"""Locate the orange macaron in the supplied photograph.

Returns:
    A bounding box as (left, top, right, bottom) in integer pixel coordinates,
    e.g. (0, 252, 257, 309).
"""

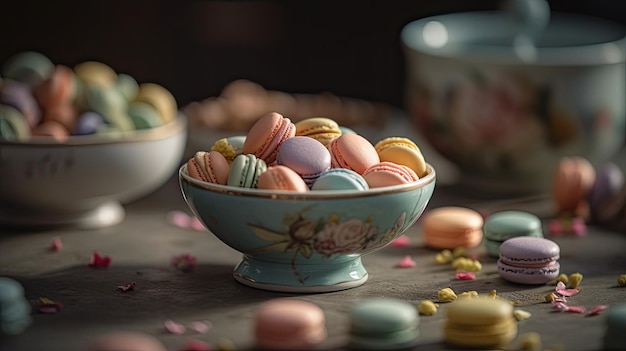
(421, 206, 484, 249)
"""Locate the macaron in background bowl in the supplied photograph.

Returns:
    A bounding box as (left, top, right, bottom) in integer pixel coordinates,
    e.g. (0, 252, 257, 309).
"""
(0, 51, 188, 230)
(179, 160, 436, 293)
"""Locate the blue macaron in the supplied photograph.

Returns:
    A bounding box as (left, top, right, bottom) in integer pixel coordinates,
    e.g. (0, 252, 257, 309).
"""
(311, 168, 369, 191)
(0, 277, 32, 336)
(604, 303, 626, 350)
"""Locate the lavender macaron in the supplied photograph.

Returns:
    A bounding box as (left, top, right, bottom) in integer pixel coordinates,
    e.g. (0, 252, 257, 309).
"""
(277, 136, 331, 188)
(497, 236, 560, 285)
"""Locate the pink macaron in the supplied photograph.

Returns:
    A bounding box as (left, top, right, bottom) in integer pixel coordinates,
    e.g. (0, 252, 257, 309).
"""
(86, 331, 167, 351)
(327, 133, 380, 175)
(186, 150, 231, 185)
(243, 112, 296, 165)
(362, 162, 419, 188)
(277, 136, 331, 188)
(497, 236, 560, 285)
(257, 165, 310, 192)
(254, 298, 327, 350)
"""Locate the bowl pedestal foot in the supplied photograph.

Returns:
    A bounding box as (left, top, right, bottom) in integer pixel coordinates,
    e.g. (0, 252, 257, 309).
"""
(233, 255, 369, 293)
(0, 201, 125, 230)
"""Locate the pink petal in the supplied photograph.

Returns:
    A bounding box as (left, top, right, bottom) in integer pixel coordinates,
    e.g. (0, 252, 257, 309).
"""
(50, 237, 63, 251)
(116, 281, 136, 292)
(455, 271, 476, 280)
(552, 302, 570, 312)
(389, 235, 410, 247)
(88, 251, 111, 268)
(395, 255, 416, 268)
(167, 210, 191, 229)
(556, 281, 580, 297)
(189, 320, 212, 334)
(37, 298, 63, 314)
(587, 305, 609, 316)
(181, 339, 212, 351)
(171, 254, 197, 272)
(164, 319, 186, 334)
(565, 305, 586, 313)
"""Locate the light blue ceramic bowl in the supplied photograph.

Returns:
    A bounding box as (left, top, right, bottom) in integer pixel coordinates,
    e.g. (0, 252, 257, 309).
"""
(179, 163, 436, 293)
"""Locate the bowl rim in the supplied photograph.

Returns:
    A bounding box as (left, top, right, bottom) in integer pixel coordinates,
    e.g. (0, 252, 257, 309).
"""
(0, 113, 187, 147)
(179, 163, 436, 200)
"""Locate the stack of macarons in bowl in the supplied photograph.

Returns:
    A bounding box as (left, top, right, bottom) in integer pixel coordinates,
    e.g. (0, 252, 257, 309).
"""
(0, 51, 187, 230)
(180, 112, 436, 293)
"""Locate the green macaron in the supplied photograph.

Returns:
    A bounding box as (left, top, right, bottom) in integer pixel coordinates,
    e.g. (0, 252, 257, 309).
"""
(604, 303, 626, 350)
(483, 210, 544, 257)
(348, 298, 420, 350)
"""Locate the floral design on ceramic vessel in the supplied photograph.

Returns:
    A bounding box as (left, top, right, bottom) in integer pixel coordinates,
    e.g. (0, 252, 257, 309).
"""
(249, 209, 407, 284)
(409, 70, 613, 174)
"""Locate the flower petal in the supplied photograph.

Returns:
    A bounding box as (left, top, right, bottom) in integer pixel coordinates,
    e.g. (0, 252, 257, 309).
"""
(396, 255, 416, 268)
(389, 235, 410, 247)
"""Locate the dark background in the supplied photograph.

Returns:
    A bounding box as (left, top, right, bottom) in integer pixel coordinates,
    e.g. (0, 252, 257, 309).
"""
(2, 0, 625, 110)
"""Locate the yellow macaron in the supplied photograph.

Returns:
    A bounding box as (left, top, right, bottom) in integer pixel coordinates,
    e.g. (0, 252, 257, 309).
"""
(294, 116, 342, 146)
(133, 83, 178, 124)
(444, 296, 517, 349)
(374, 137, 427, 178)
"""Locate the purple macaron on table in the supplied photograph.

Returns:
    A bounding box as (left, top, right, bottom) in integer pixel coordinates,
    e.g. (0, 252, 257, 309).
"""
(1, 116, 625, 351)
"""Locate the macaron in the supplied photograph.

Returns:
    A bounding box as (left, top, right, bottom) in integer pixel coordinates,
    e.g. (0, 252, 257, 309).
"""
(348, 298, 420, 350)
(277, 136, 331, 188)
(133, 83, 178, 124)
(211, 135, 247, 164)
(0, 277, 32, 336)
(374, 137, 427, 178)
(362, 161, 419, 188)
(294, 116, 342, 146)
(243, 111, 296, 165)
(128, 101, 163, 130)
(444, 296, 517, 349)
(86, 331, 167, 351)
(74, 61, 118, 88)
(186, 150, 231, 185)
(1, 51, 54, 86)
(32, 119, 70, 142)
(0, 104, 31, 141)
(74, 111, 106, 135)
(552, 156, 596, 218)
(0, 80, 42, 128)
(311, 168, 369, 191)
(227, 153, 267, 188)
(257, 165, 310, 192)
(603, 303, 626, 350)
(589, 163, 626, 223)
(421, 206, 484, 249)
(327, 133, 380, 175)
(483, 210, 543, 257)
(253, 298, 327, 351)
(497, 236, 560, 285)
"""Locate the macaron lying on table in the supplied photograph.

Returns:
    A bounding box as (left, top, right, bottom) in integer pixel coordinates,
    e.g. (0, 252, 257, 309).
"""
(497, 236, 561, 285)
(483, 210, 544, 257)
(421, 206, 484, 249)
(444, 296, 517, 349)
(253, 298, 327, 350)
(348, 298, 420, 350)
